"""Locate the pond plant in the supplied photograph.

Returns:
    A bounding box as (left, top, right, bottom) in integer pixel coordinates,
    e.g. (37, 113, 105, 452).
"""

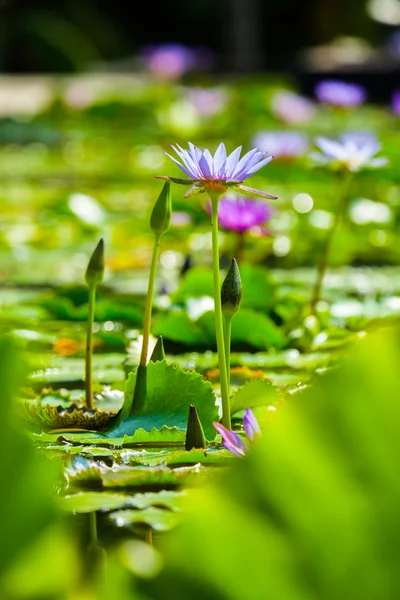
(157, 142, 277, 428)
(309, 133, 387, 313)
(3, 72, 400, 598)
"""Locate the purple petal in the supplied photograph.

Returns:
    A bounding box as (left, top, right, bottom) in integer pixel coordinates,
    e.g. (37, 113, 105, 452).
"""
(315, 137, 344, 159)
(243, 408, 261, 441)
(165, 152, 195, 178)
(213, 422, 247, 452)
(213, 142, 227, 175)
(231, 148, 259, 179)
(198, 152, 213, 178)
(244, 155, 274, 176)
(224, 146, 242, 178)
(223, 440, 247, 457)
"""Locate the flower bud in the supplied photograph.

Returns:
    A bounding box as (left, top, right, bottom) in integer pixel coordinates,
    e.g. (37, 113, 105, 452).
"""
(85, 238, 104, 287)
(185, 404, 206, 451)
(221, 258, 242, 318)
(150, 336, 166, 362)
(150, 182, 172, 238)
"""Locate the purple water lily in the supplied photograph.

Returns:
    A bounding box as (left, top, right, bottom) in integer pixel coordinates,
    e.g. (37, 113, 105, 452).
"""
(213, 408, 261, 457)
(156, 142, 277, 199)
(186, 87, 228, 117)
(140, 43, 196, 81)
(312, 132, 387, 172)
(315, 80, 366, 107)
(206, 196, 273, 233)
(270, 91, 315, 124)
(392, 90, 400, 116)
(252, 131, 309, 160)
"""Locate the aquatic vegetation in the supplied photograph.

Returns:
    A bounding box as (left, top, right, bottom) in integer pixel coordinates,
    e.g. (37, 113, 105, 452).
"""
(252, 131, 309, 160)
(2, 71, 400, 598)
(213, 407, 261, 456)
(160, 141, 277, 429)
(313, 133, 388, 172)
(207, 195, 273, 233)
(314, 79, 367, 107)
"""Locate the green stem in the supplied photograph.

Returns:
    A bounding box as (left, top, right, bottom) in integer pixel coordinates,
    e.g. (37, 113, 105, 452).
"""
(224, 315, 233, 397)
(140, 235, 161, 366)
(310, 171, 353, 314)
(89, 512, 98, 544)
(85, 285, 96, 410)
(210, 194, 231, 430)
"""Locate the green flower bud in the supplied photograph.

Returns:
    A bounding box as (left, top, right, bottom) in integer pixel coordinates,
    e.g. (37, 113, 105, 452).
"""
(221, 258, 242, 318)
(185, 404, 206, 451)
(150, 182, 172, 238)
(150, 336, 166, 362)
(85, 238, 104, 288)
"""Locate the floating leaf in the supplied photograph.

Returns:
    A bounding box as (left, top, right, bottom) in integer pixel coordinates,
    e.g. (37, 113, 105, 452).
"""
(57, 492, 131, 513)
(109, 507, 180, 532)
(109, 360, 218, 440)
(230, 380, 281, 415)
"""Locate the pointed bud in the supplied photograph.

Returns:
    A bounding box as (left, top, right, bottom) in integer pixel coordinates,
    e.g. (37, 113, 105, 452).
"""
(185, 404, 206, 451)
(221, 258, 242, 318)
(150, 336, 166, 362)
(85, 239, 104, 288)
(150, 182, 172, 238)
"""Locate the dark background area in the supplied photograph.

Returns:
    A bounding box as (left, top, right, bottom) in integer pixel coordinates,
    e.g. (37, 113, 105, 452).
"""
(0, 0, 398, 100)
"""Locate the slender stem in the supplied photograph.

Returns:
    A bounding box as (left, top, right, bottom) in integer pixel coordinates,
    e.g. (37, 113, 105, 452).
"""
(85, 285, 96, 410)
(210, 195, 231, 429)
(140, 235, 161, 366)
(310, 171, 353, 314)
(89, 512, 98, 544)
(224, 315, 233, 396)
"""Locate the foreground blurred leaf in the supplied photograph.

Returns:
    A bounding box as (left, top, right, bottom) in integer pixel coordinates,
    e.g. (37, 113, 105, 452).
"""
(144, 326, 400, 600)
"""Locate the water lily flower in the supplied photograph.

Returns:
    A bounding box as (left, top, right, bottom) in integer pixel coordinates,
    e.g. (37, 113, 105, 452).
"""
(315, 80, 366, 107)
(186, 87, 228, 117)
(312, 133, 387, 172)
(252, 131, 309, 160)
(270, 91, 315, 124)
(213, 408, 261, 457)
(391, 90, 400, 116)
(156, 142, 277, 199)
(140, 43, 196, 81)
(206, 195, 273, 233)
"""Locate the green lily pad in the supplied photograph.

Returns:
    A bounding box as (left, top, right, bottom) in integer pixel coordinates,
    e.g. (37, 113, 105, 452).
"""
(231, 380, 281, 415)
(109, 360, 218, 439)
(109, 506, 181, 532)
(24, 402, 114, 430)
(57, 492, 131, 513)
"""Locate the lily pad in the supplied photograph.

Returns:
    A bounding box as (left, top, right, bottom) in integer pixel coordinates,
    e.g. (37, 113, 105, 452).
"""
(231, 380, 282, 415)
(109, 360, 218, 439)
(109, 506, 181, 532)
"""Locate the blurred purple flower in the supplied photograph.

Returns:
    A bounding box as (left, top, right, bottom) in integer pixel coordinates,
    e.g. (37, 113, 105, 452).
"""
(206, 196, 273, 233)
(392, 90, 400, 116)
(252, 131, 309, 160)
(315, 80, 366, 107)
(140, 43, 197, 80)
(157, 142, 277, 200)
(186, 87, 228, 117)
(243, 408, 261, 440)
(213, 408, 261, 457)
(271, 91, 315, 124)
(312, 132, 387, 171)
